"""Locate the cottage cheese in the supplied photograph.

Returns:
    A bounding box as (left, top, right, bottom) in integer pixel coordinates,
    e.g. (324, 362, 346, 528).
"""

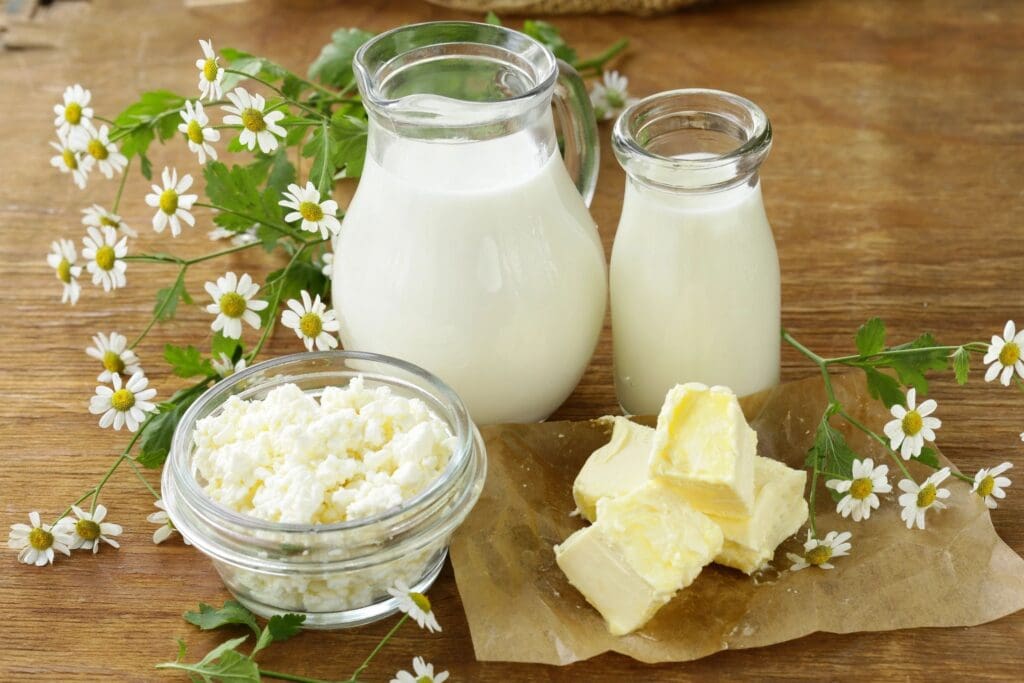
(192, 377, 456, 524)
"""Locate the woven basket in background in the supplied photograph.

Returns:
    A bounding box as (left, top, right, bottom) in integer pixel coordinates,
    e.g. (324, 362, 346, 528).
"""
(424, 0, 703, 16)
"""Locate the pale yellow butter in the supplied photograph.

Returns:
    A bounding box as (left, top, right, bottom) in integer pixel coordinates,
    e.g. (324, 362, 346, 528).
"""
(649, 383, 756, 519)
(710, 457, 808, 574)
(555, 480, 723, 635)
(573, 416, 652, 521)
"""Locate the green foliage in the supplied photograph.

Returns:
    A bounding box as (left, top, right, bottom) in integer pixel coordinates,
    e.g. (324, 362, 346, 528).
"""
(808, 415, 858, 502)
(260, 259, 330, 327)
(302, 113, 368, 186)
(308, 28, 374, 89)
(158, 636, 259, 683)
(185, 601, 261, 637)
(951, 346, 971, 385)
(855, 317, 886, 356)
(113, 90, 186, 179)
(153, 272, 190, 322)
(220, 48, 289, 91)
(523, 20, 577, 63)
(165, 344, 213, 379)
(484, 11, 502, 25)
(915, 446, 941, 468)
(204, 159, 295, 250)
(137, 381, 209, 469)
(211, 332, 243, 363)
(863, 367, 904, 408)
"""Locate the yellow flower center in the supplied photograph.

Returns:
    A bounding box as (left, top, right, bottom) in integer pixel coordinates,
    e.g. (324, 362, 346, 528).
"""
(110, 388, 135, 412)
(806, 545, 832, 566)
(917, 483, 937, 508)
(186, 119, 205, 144)
(999, 342, 1021, 367)
(299, 312, 323, 338)
(62, 148, 78, 169)
(902, 410, 923, 437)
(102, 350, 125, 374)
(202, 57, 219, 82)
(95, 245, 116, 271)
(606, 90, 625, 108)
(99, 215, 120, 228)
(219, 292, 247, 318)
(977, 475, 995, 498)
(299, 201, 324, 222)
(241, 108, 266, 132)
(87, 138, 108, 160)
(409, 591, 432, 614)
(159, 189, 179, 215)
(57, 258, 72, 283)
(28, 527, 53, 551)
(415, 677, 432, 683)
(849, 477, 874, 500)
(64, 102, 82, 125)
(76, 519, 101, 542)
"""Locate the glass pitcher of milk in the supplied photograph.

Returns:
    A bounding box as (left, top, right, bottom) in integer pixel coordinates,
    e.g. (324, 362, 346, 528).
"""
(333, 22, 607, 425)
(610, 89, 780, 415)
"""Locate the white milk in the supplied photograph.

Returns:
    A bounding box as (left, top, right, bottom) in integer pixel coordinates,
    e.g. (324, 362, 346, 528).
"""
(333, 130, 607, 424)
(610, 177, 780, 415)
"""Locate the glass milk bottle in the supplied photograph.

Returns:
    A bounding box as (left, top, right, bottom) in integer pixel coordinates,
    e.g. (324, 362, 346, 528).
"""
(610, 89, 780, 415)
(333, 22, 607, 425)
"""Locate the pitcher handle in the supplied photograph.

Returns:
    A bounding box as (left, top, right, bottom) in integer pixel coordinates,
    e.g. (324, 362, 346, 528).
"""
(552, 60, 600, 207)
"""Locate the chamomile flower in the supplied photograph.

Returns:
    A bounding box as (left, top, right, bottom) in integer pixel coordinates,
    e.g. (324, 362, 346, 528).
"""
(589, 70, 637, 121)
(222, 87, 286, 154)
(195, 39, 225, 101)
(88, 371, 157, 432)
(53, 84, 93, 144)
(390, 657, 449, 683)
(8, 512, 73, 567)
(85, 332, 142, 383)
(204, 272, 268, 339)
(145, 167, 198, 237)
(388, 580, 442, 632)
(786, 529, 852, 571)
(897, 467, 952, 530)
(148, 499, 189, 545)
(47, 238, 82, 305)
(208, 226, 259, 246)
(983, 320, 1024, 386)
(178, 100, 220, 164)
(883, 388, 941, 459)
(826, 458, 892, 522)
(211, 352, 247, 379)
(320, 251, 333, 278)
(68, 505, 122, 554)
(972, 462, 1013, 509)
(81, 225, 128, 292)
(281, 290, 340, 351)
(279, 182, 341, 239)
(82, 204, 136, 238)
(79, 124, 127, 178)
(49, 131, 89, 189)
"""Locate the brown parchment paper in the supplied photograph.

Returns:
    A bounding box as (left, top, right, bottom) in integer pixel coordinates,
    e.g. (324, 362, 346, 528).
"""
(449, 373, 1024, 664)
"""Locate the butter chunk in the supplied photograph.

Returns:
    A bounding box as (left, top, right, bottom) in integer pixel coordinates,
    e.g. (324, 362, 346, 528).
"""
(711, 457, 808, 574)
(573, 417, 653, 522)
(650, 383, 756, 519)
(555, 480, 723, 635)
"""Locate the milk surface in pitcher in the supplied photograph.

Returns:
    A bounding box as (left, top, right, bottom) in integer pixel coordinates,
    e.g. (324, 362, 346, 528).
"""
(334, 127, 607, 425)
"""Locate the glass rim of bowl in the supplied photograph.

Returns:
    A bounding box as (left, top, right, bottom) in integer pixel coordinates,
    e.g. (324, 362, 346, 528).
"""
(165, 350, 479, 537)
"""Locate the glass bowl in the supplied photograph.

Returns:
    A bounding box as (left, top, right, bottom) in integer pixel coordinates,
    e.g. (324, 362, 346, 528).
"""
(161, 350, 487, 629)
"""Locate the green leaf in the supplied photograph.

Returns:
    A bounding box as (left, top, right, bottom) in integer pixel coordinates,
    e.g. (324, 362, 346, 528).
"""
(165, 344, 213, 379)
(308, 120, 333, 197)
(863, 367, 904, 408)
(204, 160, 285, 238)
(211, 332, 243, 363)
(523, 20, 577, 63)
(885, 332, 948, 394)
(184, 601, 260, 637)
(915, 446, 941, 468)
(951, 346, 970, 385)
(154, 273, 188, 322)
(139, 152, 153, 180)
(855, 317, 886, 356)
(137, 382, 208, 469)
(267, 613, 305, 643)
(261, 260, 329, 327)
(329, 113, 368, 178)
(812, 416, 859, 501)
(113, 90, 186, 158)
(484, 11, 502, 25)
(308, 28, 375, 88)
(220, 48, 289, 91)
(157, 636, 259, 683)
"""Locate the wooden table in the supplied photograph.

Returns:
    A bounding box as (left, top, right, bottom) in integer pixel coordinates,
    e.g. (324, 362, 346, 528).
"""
(2, 0, 1022, 679)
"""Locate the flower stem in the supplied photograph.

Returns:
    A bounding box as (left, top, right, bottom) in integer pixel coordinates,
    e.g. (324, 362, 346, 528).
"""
(259, 671, 337, 683)
(51, 488, 99, 527)
(247, 240, 322, 360)
(112, 157, 132, 213)
(838, 408, 915, 481)
(345, 614, 408, 683)
(825, 342, 988, 366)
(87, 421, 149, 515)
(574, 38, 630, 73)
(193, 202, 306, 243)
(130, 265, 187, 349)
(127, 459, 160, 499)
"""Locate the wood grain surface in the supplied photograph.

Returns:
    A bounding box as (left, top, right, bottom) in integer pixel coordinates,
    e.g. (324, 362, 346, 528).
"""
(1, 0, 1022, 680)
